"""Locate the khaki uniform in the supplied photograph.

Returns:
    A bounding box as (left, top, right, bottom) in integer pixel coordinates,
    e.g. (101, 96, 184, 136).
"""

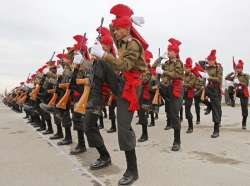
(103, 34, 147, 151)
(236, 72, 249, 127)
(183, 71, 196, 128)
(205, 64, 223, 131)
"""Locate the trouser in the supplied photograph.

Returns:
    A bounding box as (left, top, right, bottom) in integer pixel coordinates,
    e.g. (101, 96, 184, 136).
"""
(240, 95, 249, 126)
(84, 111, 105, 148)
(194, 93, 201, 121)
(138, 107, 148, 137)
(109, 101, 117, 129)
(72, 112, 85, 131)
(56, 109, 72, 128)
(117, 96, 136, 151)
(161, 84, 183, 130)
(184, 97, 193, 121)
(206, 87, 222, 124)
(228, 86, 235, 106)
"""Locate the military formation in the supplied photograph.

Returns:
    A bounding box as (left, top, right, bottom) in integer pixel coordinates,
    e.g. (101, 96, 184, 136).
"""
(2, 3, 250, 186)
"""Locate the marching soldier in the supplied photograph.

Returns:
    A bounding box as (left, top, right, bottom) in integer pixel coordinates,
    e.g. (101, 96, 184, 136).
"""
(54, 52, 73, 145)
(69, 35, 90, 154)
(202, 49, 223, 138)
(38, 62, 57, 135)
(154, 38, 184, 151)
(225, 60, 249, 129)
(137, 50, 152, 142)
(183, 57, 196, 133)
(83, 28, 117, 171)
(91, 3, 150, 183)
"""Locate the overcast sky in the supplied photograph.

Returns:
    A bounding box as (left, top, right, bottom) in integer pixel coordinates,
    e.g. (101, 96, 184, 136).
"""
(1, 0, 250, 92)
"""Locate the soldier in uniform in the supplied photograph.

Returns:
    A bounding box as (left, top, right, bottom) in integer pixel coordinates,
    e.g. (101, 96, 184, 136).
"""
(192, 64, 206, 125)
(154, 38, 184, 151)
(225, 60, 249, 129)
(91, 5, 149, 183)
(225, 72, 236, 107)
(183, 58, 196, 133)
(137, 50, 152, 142)
(83, 28, 118, 171)
(38, 62, 58, 135)
(202, 49, 223, 138)
(69, 35, 90, 154)
(54, 53, 73, 145)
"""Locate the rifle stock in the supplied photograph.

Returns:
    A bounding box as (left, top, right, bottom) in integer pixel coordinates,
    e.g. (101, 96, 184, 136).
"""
(152, 87, 162, 105)
(74, 78, 90, 115)
(48, 93, 58, 107)
(56, 88, 70, 110)
(200, 87, 206, 101)
(30, 84, 41, 101)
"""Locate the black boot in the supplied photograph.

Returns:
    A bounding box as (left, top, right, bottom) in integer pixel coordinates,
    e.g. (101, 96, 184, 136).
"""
(50, 124, 63, 140)
(172, 129, 181, 151)
(90, 145, 111, 170)
(98, 116, 104, 129)
(196, 114, 200, 125)
(164, 119, 172, 130)
(70, 130, 86, 155)
(148, 113, 155, 127)
(186, 119, 193, 134)
(103, 108, 108, 119)
(43, 120, 53, 135)
(107, 119, 116, 133)
(37, 118, 46, 131)
(138, 124, 148, 142)
(119, 149, 138, 185)
(211, 123, 220, 138)
(155, 113, 159, 120)
(57, 127, 72, 145)
(242, 116, 247, 130)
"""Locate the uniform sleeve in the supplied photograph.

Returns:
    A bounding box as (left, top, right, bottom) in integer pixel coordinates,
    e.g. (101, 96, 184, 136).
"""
(103, 40, 140, 72)
(225, 72, 234, 81)
(239, 74, 250, 86)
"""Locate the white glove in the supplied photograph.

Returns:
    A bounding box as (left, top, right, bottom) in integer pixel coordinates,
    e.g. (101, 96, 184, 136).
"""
(73, 52, 83, 64)
(156, 66, 164, 75)
(234, 78, 240, 84)
(131, 16, 145, 27)
(160, 52, 168, 59)
(57, 65, 64, 75)
(200, 72, 209, 79)
(90, 41, 105, 59)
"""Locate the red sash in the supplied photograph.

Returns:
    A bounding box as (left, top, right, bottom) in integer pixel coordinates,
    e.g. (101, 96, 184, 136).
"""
(172, 79, 183, 98)
(187, 89, 194, 99)
(122, 71, 142, 112)
(143, 83, 151, 100)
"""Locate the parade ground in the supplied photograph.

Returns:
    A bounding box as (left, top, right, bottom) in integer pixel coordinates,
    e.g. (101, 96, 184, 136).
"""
(1, 103, 250, 186)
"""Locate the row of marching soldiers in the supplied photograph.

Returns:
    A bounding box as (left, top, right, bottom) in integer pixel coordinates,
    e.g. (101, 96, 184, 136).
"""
(2, 3, 250, 186)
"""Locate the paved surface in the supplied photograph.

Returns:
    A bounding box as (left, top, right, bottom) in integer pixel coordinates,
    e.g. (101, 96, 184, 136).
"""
(1, 102, 250, 186)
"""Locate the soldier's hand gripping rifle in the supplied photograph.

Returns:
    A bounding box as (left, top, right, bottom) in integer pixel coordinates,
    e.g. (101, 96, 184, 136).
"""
(152, 48, 163, 105)
(30, 52, 55, 101)
(74, 18, 104, 115)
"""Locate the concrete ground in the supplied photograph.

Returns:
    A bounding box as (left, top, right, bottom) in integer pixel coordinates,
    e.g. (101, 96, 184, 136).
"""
(1, 102, 250, 186)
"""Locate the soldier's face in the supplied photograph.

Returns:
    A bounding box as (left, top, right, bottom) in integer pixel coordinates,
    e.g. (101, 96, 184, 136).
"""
(101, 44, 111, 53)
(167, 50, 177, 59)
(113, 27, 129, 40)
(50, 67, 57, 74)
(208, 60, 215, 66)
(236, 68, 243, 73)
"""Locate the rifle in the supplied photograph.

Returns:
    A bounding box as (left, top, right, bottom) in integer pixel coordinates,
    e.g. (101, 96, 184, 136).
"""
(47, 76, 62, 108)
(152, 48, 162, 105)
(232, 56, 238, 98)
(74, 17, 104, 114)
(199, 60, 208, 101)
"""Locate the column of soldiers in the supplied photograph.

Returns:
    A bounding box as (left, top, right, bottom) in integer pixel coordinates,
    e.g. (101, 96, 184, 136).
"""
(2, 3, 250, 186)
